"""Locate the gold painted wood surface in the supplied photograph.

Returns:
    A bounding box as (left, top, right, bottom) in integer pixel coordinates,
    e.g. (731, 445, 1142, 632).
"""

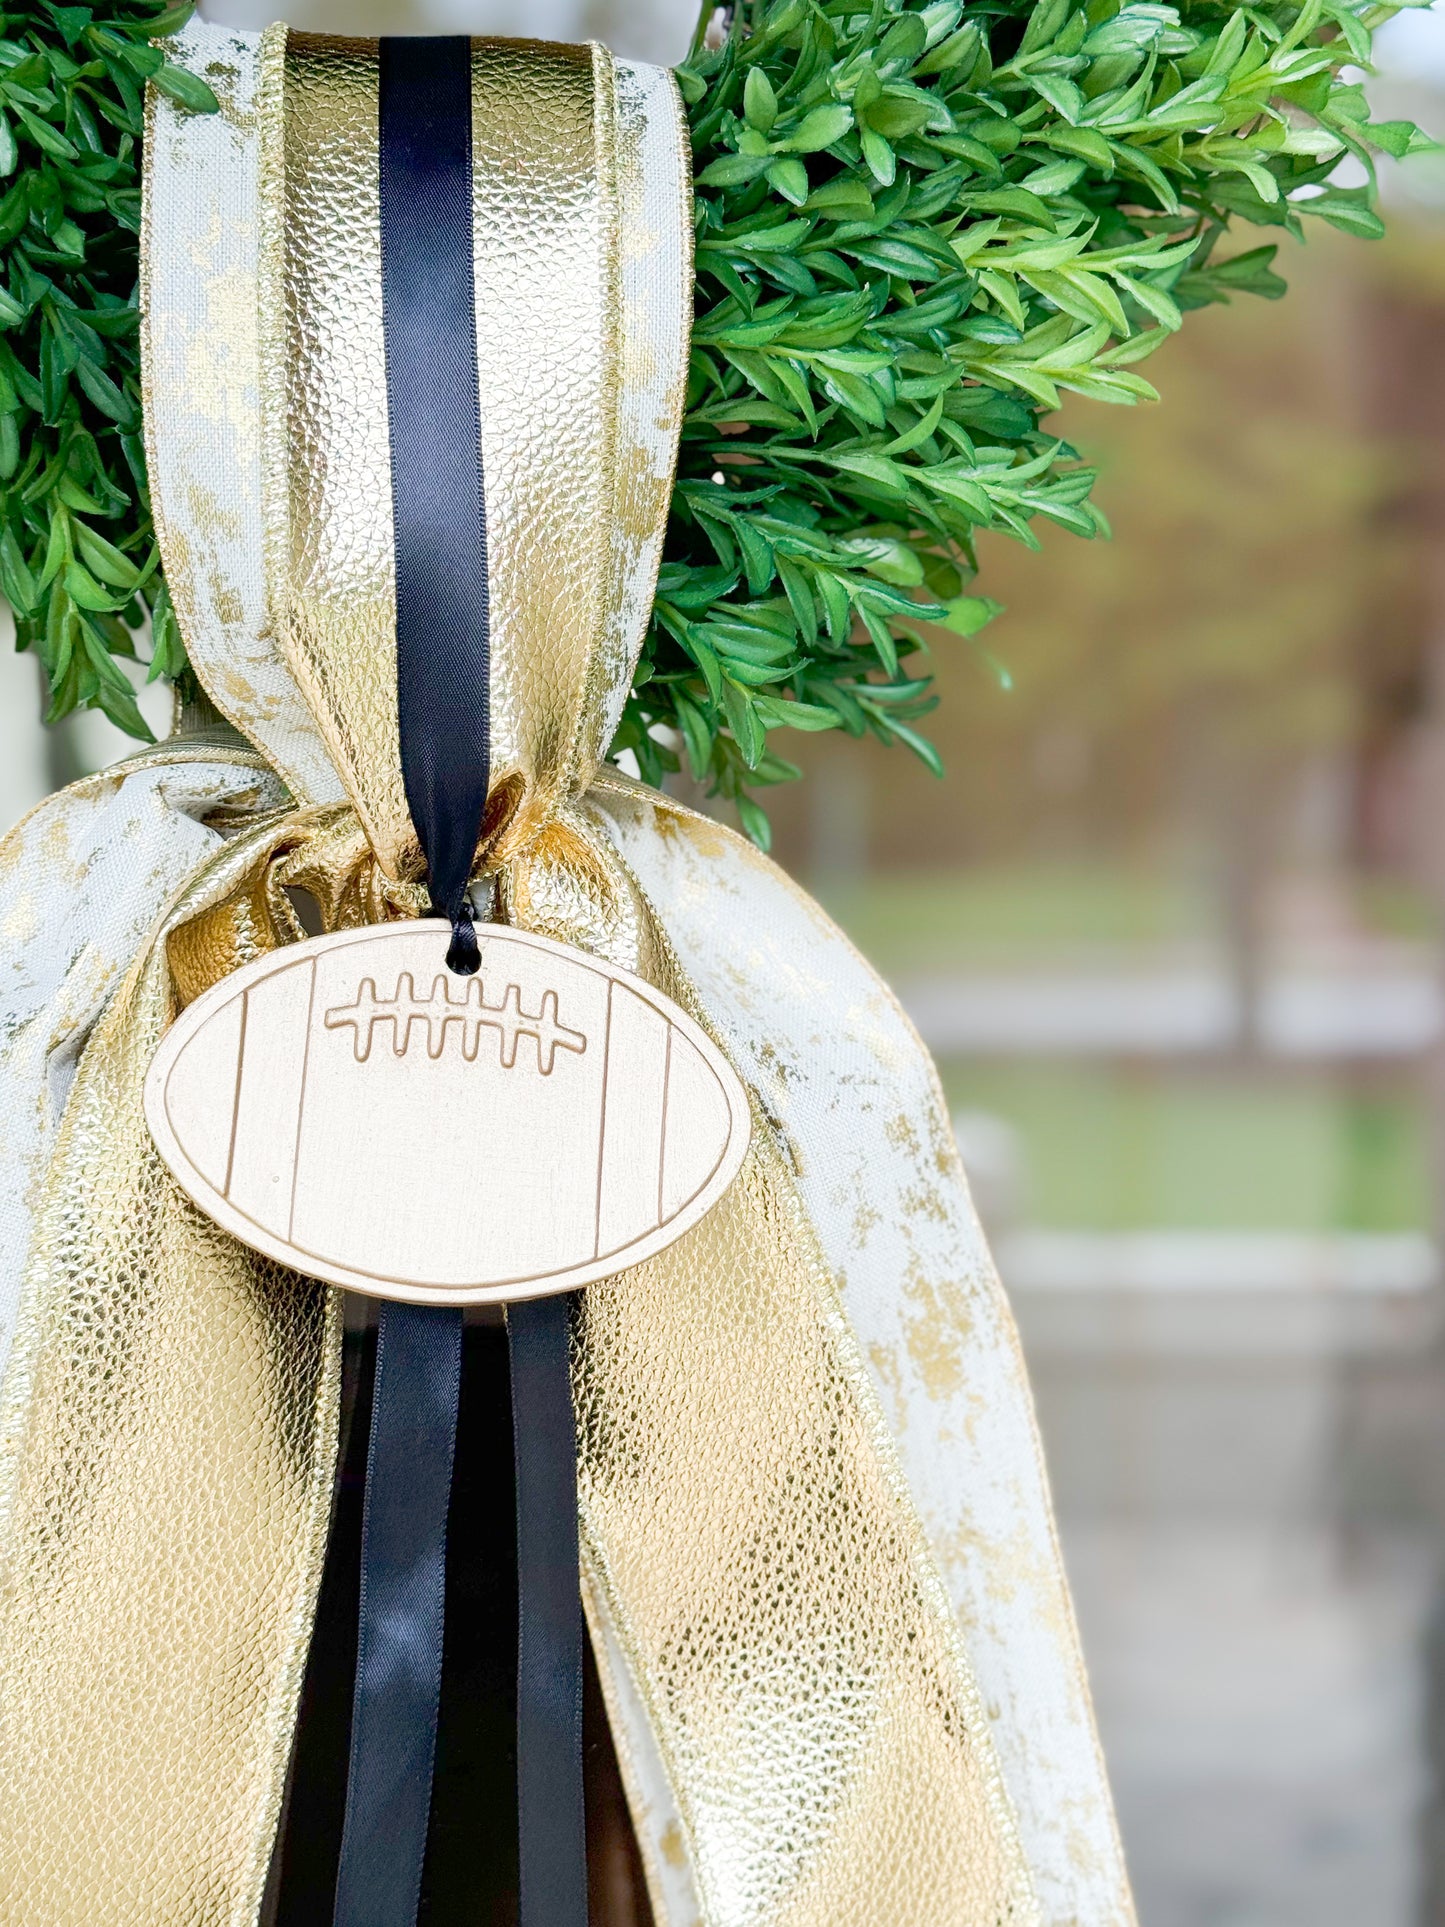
(145, 921, 749, 1305)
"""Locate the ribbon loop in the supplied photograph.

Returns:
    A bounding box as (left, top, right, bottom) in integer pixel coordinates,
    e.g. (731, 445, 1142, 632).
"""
(379, 33, 490, 965)
(249, 30, 686, 885)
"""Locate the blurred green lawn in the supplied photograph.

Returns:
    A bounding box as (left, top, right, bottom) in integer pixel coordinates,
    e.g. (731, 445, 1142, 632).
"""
(816, 862, 1437, 971)
(815, 864, 1433, 1234)
(817, 863, 1211, 966)
(937, 1062, 1428, 1233)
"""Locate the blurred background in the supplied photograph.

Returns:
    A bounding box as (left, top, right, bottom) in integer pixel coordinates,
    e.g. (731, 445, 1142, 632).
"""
(3, 0, 1444, 1919)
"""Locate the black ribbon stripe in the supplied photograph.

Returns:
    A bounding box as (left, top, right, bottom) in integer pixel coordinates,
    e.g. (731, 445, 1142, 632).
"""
(509, 1294, 588, 1926)
(332, 36, 588, 1927)
(380, 32, 489, 977)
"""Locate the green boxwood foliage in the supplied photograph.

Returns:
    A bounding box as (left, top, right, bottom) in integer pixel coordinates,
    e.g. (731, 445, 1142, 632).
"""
(0, 0, 1426, 835)
(0, 2, 212, 738)
(616, 0, 1429, 841)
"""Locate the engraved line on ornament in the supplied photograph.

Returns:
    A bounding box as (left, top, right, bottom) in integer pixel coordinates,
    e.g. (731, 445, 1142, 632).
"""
(591, 1099, 732, 1263)
(288, 953, 318, 1244)
(655, 1058, 731, 1232)
(656, 1021, 671, 1231)
(223, 987, 247, 1199)
(592, 975, 614, 1262)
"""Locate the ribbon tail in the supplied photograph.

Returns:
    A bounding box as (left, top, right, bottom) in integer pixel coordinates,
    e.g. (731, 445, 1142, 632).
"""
(334, 1302, 464, 1927)
(510, 1293, 589, 1927)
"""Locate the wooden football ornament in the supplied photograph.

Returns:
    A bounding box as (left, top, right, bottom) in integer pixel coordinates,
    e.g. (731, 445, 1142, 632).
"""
(144, 921, 751, 1304)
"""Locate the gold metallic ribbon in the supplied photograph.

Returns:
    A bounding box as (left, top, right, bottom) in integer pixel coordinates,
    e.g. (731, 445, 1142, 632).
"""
(0, 27, 1082, 1924)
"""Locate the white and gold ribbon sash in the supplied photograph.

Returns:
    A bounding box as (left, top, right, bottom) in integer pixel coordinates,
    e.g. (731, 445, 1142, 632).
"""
(0, 21, 1133, 1926)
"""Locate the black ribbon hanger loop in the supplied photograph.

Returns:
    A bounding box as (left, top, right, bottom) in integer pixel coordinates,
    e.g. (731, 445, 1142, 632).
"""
(331, 36, 588, 1927)
(379, 35, 490, 977)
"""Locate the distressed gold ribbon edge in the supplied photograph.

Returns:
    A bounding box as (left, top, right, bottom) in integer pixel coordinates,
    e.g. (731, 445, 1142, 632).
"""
(564, 813, 1040, 1924)
(586, 767, 1137, 1925)
(0, 804, 347, 1927)
(140, 37, 334, 816)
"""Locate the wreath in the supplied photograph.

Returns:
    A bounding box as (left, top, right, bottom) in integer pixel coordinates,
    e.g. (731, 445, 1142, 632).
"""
(0, 0, 1426, 843)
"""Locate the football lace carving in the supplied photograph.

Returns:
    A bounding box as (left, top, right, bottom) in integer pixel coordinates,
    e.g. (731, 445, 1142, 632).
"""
(324, 973, 588, 1072)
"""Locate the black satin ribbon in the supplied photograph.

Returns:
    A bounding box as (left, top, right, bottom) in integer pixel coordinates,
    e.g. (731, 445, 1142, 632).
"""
(332, 35, 587, 1927)
(332, 1303, 464, 1927)
(380, 32, 489, 978)
(509, 1295, 588, 1925)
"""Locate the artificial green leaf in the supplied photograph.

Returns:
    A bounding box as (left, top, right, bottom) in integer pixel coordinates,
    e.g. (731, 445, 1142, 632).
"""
(73, 355, 134, 423)
(149, 60, 219, 115)
(766, 156, 809, 205)
(776, 103, 853, 153)
(63, 558, 122, 610)
(13, 107, 77, 160)
(696, 150, 771, 187)
(0, 523, 36, 612)
(937, 594, 1003, 636)
(146, 5, 201, 36)
(72, 519, 139, 588)
(743, 66, 777, 134)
